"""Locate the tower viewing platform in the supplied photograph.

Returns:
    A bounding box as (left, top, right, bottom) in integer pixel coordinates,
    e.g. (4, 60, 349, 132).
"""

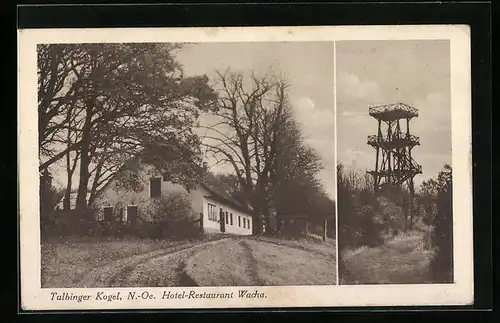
(367, 133, 420, 149)
(367, 102, 422, 192)
(368, 103, 418, 121)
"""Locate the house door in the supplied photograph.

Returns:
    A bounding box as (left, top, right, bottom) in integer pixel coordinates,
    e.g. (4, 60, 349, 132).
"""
(219, 208, 226, 233)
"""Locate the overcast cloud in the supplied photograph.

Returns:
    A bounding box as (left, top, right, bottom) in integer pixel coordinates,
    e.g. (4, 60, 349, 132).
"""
(336, 40, 451, 187)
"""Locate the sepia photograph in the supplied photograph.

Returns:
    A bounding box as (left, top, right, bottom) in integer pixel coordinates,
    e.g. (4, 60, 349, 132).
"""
(336, 40, 454, 285)
(18, 26, 473, 310)
(37, 41, 337, 289)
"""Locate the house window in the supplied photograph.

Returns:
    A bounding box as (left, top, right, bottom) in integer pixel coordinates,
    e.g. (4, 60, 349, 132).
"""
(247, 218, 251, 230)
(230, 213, 233, 226)
(208, 203, 217, 221)
(225, 211, 229, 224)
(243, 218, 246, 229)
(238, 216, 241, 227)
(103, 207, 113, 222)
(127, 205, 138, 223)
(150, 177, 161, 198)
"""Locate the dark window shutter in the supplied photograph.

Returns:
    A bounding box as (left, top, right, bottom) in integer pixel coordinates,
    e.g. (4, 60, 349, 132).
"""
(150, 177, 161, 198)
(103, 207, 113, 222)
(127, 206, 138, 223)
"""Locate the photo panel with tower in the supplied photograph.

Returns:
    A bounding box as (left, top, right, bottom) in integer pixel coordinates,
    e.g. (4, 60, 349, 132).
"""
(336, 40, 455, 285)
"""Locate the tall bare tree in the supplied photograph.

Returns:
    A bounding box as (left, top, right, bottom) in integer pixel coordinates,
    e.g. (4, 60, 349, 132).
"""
(271, 115, 327, 219)
(203, 69, 328, 233)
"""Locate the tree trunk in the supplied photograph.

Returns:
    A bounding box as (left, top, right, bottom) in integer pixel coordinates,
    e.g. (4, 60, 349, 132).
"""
(323, 219, 327, 241)
(199, 212, 204, 235)
(63, 180, 72, 211)
(75, 99, 94, 221)
(88, 157, 105, 208)
(251, 204, 262, 236)
(64, 112, 73, 211)
(63, 144, 72, 211)
(75, 149, 90, 217)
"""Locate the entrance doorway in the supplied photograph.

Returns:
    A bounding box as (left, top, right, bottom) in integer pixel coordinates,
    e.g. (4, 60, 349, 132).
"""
(219, 208, 226, 233)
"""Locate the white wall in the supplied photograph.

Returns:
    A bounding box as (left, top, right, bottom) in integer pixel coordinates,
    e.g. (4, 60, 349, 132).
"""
(93, 164, 254, 236)
(93, 164, 200, 222)
(202, 196, 253, 236)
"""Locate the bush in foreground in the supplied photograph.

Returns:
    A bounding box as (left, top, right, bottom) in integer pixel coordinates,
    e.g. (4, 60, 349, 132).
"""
(138, 192, 201, 239)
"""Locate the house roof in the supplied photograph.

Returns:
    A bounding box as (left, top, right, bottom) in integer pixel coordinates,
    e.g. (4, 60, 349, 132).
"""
(200, 181, 255, 216)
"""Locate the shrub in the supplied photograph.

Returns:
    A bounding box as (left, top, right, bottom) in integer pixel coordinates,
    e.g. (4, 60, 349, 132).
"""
(138, 192, 200, 239)
(39, 171, 65, 237)
(358, 205, 383, 247)
(423, 164, 453, 283)
(430, 184, 453, 282)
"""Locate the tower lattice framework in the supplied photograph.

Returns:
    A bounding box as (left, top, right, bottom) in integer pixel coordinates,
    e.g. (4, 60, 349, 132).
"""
(367, 103, 422, 227)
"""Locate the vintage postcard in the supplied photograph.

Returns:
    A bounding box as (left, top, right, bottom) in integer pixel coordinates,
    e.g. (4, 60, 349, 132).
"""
(18, 25, 472, 310)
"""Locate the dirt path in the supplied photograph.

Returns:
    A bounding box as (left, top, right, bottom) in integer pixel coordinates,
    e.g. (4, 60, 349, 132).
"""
(184, 237, 336, 286)
(183, 238, 255, 286)
(80, 239, 228, 288)
(239, 240, 266, 285)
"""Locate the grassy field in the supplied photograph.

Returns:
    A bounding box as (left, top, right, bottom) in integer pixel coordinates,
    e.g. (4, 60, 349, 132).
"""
(40, 235, 220, 288)
(340, 231, 435, 284)
(41, 234, 337, 288)
(256, 234, 337, 259)
(244, 239, 337, 285)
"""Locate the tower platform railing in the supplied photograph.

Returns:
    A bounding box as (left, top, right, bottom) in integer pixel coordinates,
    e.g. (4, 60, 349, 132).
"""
(367, 133, 420, 148)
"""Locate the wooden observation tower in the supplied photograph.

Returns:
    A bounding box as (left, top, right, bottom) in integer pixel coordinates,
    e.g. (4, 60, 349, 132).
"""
(367, 103, 422, 228)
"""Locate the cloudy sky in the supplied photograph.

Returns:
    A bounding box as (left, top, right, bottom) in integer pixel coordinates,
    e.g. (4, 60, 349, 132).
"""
(175, 42, 336, 198)
(336, 40, 451, 186)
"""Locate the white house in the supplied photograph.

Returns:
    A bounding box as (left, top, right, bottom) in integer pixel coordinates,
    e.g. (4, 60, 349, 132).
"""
(91, 163, 254, 236)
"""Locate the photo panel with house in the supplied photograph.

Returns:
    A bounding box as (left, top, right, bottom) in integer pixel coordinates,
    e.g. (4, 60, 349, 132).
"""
(36, 40, 337, 289)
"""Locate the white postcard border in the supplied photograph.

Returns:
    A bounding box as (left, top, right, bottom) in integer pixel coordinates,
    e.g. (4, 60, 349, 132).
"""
(18, 25, 473, 310)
